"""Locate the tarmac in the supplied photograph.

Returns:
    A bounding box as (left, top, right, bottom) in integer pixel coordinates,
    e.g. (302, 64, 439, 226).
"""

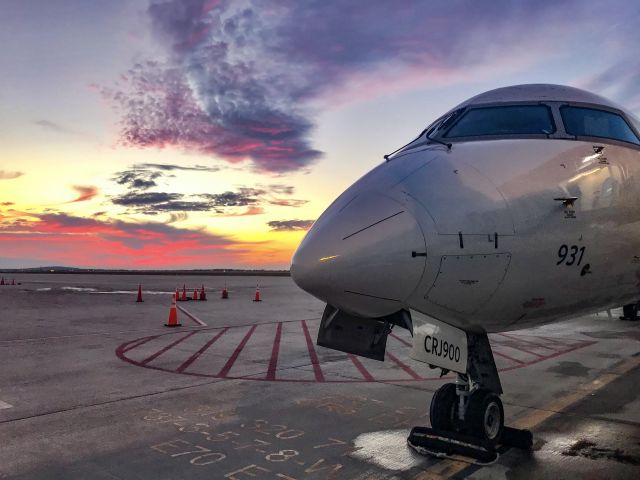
(0, 274, 639, 479)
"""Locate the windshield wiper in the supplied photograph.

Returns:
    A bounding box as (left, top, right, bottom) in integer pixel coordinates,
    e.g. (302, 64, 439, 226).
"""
(383, 128, 452, 161)
(383, 128, 427, 161)
(425, 133, 452, 150)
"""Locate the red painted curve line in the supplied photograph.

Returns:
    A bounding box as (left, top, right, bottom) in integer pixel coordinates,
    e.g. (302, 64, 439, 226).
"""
(510, 344, 547, 359)
(142, 331, 197, 365)
(349, 354, 375, 381)
(390, 332, 412, 348)
(301, 320, 325, 382)
(386, 352, 422, 380)
(491, 339, 547, 359)
(497, 333, 560, 351)
(177, 328, 229, 373)
(218, 325, 258, 378)
(493, 350, 525, 364)
(528, 340, 597, 363)
(122, 335, 159, 353)
(536, 335, 586, 348)
(266, 322, 283, 381)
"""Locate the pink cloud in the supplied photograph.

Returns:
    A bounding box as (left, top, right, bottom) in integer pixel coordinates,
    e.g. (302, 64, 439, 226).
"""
(69, 185, 99, 203)
(0, 212, 286, 268)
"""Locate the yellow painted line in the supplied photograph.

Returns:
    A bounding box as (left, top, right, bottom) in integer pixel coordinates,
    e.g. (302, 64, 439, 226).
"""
(512, 354, 640, 430)
(414, 354, 640, 480)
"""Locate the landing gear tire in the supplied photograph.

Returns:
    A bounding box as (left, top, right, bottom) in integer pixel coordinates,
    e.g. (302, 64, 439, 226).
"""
(465, 388, 504, 445)
(429, 383, 458, 431)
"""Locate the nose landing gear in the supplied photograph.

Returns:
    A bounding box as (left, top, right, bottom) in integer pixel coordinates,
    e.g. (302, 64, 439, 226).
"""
(429, 332, 505, 444)
(408, 331, 531, 463)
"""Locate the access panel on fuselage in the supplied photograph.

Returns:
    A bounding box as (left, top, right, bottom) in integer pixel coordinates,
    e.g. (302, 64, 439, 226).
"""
(400, 155, 516, 318)
(426, 253, 512, 314)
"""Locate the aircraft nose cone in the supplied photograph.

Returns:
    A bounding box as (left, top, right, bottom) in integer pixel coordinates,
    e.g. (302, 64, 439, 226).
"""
(291, 191, 426, 318)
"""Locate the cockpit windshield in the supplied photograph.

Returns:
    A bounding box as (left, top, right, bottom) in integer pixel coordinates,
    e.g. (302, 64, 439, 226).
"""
(443, 105, 555, 138)
(561, 106, 640, 145)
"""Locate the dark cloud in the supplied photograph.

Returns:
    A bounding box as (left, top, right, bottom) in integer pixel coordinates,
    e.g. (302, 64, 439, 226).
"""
(113, 163, 221, 193)
(114, 170, 163, 190)
(267, 219, 314, 231)
(1, 202, 14, 206)
(136, 162, 222, 172)
(104, 61, 322, 173)
(110, 187, 270, 215)
(109, 154, 306, 217)
(152, 200, 214, 212)
(0, 170, 23, 180)
(110, 157, 308, 215)
(201, 188, 263, 207)
(112, 192, 182, 206)
(69, 185, 98, 203)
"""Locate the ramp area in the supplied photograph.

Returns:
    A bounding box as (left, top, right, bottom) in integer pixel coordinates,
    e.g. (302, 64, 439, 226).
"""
(0, 274, 639, 479)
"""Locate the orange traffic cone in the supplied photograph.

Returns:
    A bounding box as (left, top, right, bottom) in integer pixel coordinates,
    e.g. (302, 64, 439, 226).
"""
(0, 277, 4, 286)
(200, 285, 207, 301)
(193, 289, 199, 300)
(11, 279, 15, 286)
(222, 285, 228, 299)
(165, 294, 181, 327)
(253, 285, 261, 302)
(136, 284, 143, 303)
(181, 284, 187, 302)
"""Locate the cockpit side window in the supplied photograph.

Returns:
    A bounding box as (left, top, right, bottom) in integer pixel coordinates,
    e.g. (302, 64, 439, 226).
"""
(561, 106, 640, 145)
(443, 105, 555, 138)
(424, 109, 463, 137)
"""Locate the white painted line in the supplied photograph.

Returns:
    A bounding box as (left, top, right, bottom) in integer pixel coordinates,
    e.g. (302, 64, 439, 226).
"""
(0, 400, 13, 410)
(176, 305, 207, 326)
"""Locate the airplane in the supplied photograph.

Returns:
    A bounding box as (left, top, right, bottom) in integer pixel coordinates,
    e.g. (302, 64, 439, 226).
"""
(290, 84, 640, 451)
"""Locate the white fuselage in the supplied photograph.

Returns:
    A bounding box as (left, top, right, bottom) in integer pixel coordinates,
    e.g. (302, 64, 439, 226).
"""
(291, 86, 640, 334)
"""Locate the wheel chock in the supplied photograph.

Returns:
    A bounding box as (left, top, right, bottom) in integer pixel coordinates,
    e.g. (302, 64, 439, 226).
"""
(407, 427, 498, 465)
(502, 426, 533, 449)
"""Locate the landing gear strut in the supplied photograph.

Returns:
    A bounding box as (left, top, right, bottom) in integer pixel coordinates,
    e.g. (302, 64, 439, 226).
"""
(408, 331, 532, 463)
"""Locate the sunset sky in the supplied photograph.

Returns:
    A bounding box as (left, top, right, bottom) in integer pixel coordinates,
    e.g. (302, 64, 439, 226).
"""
(1, 0, 639, 269)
